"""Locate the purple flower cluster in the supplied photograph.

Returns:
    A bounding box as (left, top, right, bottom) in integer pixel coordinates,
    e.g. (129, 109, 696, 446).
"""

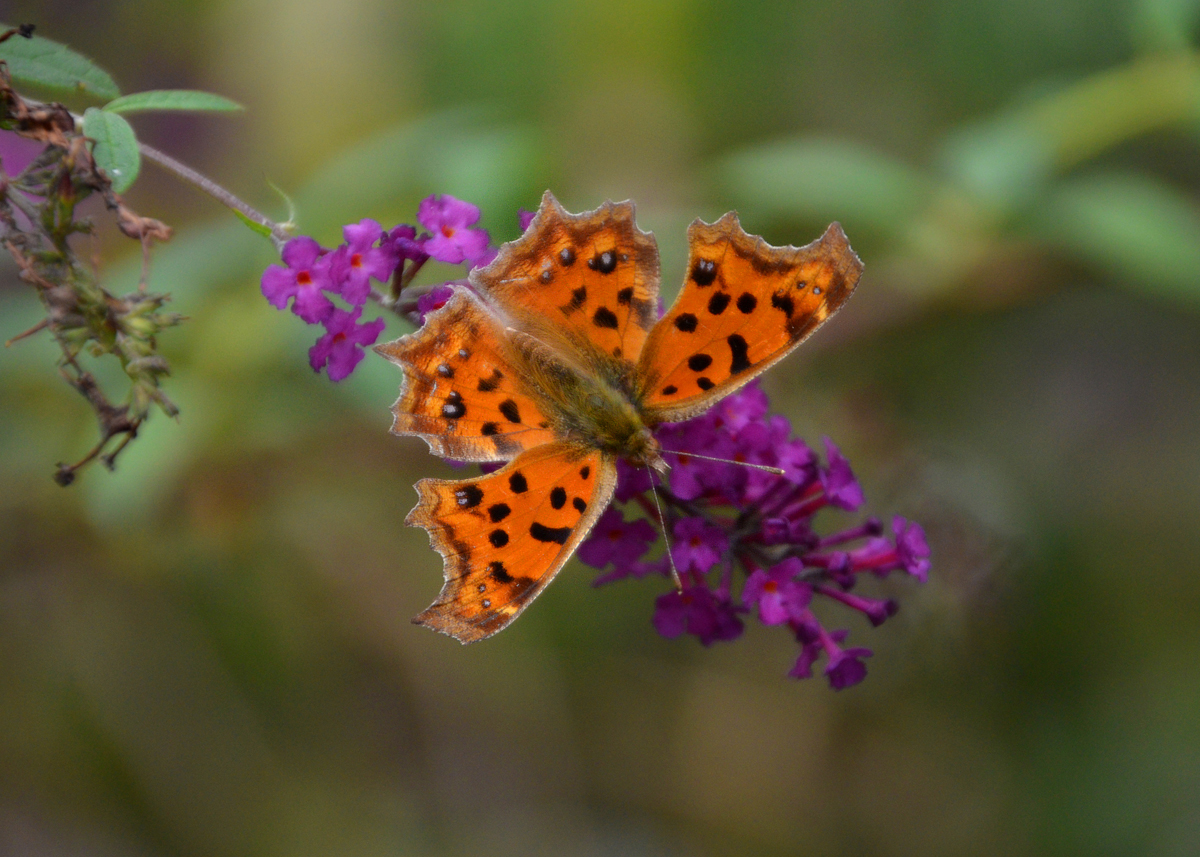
(582, 381, 930, 689)
(261, 194, 497, 380)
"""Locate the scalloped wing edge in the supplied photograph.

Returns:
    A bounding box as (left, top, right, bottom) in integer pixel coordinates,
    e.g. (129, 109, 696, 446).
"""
(405, 446, 618, 643)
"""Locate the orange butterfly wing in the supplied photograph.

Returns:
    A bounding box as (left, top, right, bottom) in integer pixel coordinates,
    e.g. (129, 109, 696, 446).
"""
(375, 290, 556, 461)
(471, 191, 660, 364)
(637, 216, 863, 423)
(407, 443, 617, 642)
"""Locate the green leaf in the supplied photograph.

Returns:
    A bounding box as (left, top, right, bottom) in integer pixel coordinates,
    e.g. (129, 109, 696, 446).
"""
(233, 209, 277, 240)
(1034, 171, 1200, 303)
(104, 90, 243, 115)
(0, 26, 119, 101)
(720, 137, 932, 237)
(82, 107, 140, 192)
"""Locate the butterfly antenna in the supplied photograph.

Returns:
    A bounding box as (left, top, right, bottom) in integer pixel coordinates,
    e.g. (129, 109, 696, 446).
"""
(645, 464, 682, 591)
(658, 448, 786, 476)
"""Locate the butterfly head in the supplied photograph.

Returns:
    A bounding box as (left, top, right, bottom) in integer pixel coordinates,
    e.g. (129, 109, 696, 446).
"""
(623, 425, 668, 476)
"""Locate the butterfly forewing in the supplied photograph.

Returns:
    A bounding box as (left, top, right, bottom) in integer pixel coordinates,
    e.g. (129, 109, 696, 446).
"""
(637, 217, 863, 423)
(375, 290, 557, 461)
(407, 443, 617, 643)
(471, 191, 660, 365)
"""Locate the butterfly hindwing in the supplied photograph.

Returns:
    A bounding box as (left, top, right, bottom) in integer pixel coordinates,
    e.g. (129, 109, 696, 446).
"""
(407, 443, 617, 643)
(637, 216, 863, 422)
(375, 290, 557, 462)
(471, 191, 660, 365)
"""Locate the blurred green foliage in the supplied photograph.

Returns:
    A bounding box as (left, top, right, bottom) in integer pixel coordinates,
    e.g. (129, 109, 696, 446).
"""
(2, 0, 1200, 855)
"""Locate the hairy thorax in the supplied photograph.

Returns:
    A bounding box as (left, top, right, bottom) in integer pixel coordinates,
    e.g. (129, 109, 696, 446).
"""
(508, 329, 665, 472)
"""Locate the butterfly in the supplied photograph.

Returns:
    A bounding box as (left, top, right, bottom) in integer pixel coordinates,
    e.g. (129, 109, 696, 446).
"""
(375, 191, 863, 642)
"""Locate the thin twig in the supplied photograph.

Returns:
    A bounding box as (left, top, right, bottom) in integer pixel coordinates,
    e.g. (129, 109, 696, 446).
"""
(136, 141, 289, 247)
(5, 317, 48, 345)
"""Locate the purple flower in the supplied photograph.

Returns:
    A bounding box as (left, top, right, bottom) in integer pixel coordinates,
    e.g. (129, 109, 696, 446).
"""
(840, 517, 931, 582)
(388, 224, 429, 263)
(417, 195, 492, 266)
(893, 516, 931, 582)
(578, 508, 657, 571)
(670, 517, 728, 574)
(785, 625, 870, 689)
(652, 585, 744, 646)
(743, 559, 812, 625)
(417, 282, 463, 326)
(308, 306, 386, 381)
(518, 208, 536, 231)
(328, 218, 396, 305)
(820, 437, 864, 511)
(614, 458, 655, 503)
(656, 415, 746, 502)
(708, 381, 770, 432)
(261, 236, 335, 323)
(816, 585, 898, 626)
(825, 644, 872, 690)
(787, 621, 826, 680)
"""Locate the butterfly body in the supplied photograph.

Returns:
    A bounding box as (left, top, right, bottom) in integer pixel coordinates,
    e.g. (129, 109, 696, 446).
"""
(501, 324, 666, 472)
(377, 192, 862, 642)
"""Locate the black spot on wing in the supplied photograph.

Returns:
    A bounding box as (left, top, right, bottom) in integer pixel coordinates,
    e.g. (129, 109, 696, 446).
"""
(736, 293, 757, 314)
(617, 287, 633, 305)
(771, 292, 795, 318)
(489, 529, 509, 548)
(499, 399, 522, 423)
(488, 561, 513, 584)
(580, 465, 591, 479)
(687, 353, 713, 371)
(559, 247, 576, 266)
(530, 522, 571, 544)
(488, 503, 511, 523)
(550, 486, 567, 509)
(588, 250, 617, 274)
(697, 377, 715, 390)
(728, 334, 751, 374)
(481, 422, 500, 436)
(661, 385, 678, 396)
(572, 497, 587, 512)
(593, 307, 619, 329)
(674, 313, 698, 333)
(455, 485, 483, 508)
(692, 259, 717, 286)
(441, 390, 466, 419)
(477, 368, 503, 392)
(509, 472, 528, 493)
(707, 292, 731, 315)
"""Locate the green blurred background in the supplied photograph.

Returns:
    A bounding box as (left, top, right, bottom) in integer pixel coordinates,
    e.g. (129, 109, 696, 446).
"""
(3, 1, 1200, 854)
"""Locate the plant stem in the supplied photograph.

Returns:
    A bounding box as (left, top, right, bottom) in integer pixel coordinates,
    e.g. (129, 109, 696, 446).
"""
(136, 141, 289, 247)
